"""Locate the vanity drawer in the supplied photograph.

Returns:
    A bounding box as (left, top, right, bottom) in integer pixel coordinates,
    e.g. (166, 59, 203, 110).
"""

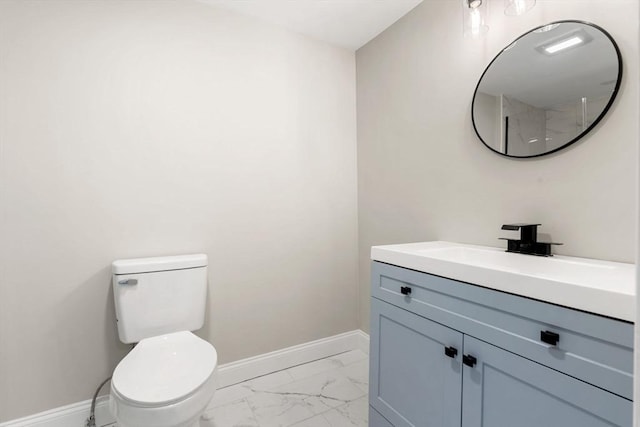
(371, 261, 634, 400)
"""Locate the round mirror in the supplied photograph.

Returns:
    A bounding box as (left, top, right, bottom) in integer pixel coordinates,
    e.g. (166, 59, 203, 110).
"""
(472, 21, 622, 158)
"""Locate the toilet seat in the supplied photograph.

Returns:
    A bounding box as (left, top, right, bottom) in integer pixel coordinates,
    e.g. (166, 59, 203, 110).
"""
(112, 331, 218, 407)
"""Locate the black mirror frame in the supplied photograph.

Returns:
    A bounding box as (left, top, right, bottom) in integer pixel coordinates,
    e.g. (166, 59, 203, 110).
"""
(471, 20, 623, 159)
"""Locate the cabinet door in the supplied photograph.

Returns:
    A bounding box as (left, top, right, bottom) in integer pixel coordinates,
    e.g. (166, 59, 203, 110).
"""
(370, 298, 463, 427)
(462, 336, 632, 427)
(370, 405, 394, 427)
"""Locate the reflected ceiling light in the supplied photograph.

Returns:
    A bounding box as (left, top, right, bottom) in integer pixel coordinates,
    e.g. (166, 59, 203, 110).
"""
(544, 36, 583, 54)
(536, 29, 592, 55)
(463, 0, 489, 38)
(504, 0, 536, 16)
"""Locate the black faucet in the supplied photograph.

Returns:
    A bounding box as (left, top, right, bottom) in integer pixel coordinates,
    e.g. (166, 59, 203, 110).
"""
(499, 224, 562, 257)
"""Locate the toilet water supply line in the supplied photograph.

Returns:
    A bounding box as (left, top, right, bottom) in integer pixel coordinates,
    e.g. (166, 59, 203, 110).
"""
(86, 377, 112, 427)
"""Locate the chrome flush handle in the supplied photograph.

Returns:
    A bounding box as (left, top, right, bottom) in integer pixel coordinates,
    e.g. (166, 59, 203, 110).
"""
(118, 279, 138, 286)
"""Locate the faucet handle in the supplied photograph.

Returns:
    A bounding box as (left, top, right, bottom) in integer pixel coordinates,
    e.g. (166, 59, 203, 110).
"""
(501, 223, 541, 231)
(501, 223, 541, 245)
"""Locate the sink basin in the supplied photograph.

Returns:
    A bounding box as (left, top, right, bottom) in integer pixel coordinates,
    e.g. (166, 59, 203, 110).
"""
(420, 245, 614, 278)
(371, 241, 635, 321)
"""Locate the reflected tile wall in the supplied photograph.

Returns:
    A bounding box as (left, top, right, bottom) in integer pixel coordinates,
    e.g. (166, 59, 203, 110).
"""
(546, 95, 609, 151)
(502, 95, 546, 157)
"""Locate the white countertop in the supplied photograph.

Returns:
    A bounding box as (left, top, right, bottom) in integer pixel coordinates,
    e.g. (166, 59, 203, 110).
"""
(371, 241, 636, 322)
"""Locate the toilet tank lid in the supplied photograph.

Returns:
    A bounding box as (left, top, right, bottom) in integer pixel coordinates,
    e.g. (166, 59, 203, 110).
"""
(112, 254, 207, 275)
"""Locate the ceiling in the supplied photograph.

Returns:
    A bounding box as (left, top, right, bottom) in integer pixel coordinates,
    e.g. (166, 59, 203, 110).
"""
(196, 0, 424, 50)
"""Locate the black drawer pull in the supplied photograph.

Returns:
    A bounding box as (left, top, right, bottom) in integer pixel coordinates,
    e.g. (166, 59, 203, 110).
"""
(400, 286, 412, 296)
(540, 330, 560, 346)
(463, 354, 477, 367)
(444, 346, 458, 358)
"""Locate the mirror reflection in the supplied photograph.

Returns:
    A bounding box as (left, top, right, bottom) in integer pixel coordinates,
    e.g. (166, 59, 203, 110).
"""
(472, 21, 622, 158)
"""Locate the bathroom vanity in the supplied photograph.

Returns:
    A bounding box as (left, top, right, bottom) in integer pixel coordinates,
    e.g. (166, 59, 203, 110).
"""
(368, 242, 635, 427)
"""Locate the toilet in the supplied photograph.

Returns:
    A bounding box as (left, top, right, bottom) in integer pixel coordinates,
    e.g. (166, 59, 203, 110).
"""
(109, 254, 218, 427)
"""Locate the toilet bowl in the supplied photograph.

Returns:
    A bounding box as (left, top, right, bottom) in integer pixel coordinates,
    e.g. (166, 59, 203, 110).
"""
(109, 254, 217, 427)
(110, 331, 218, 427)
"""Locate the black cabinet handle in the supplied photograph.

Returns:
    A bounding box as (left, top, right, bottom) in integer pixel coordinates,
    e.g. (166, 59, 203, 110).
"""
(463, 354, 477, 367)
(400, 286, 412, 296)
(444, 346, 458, 358)
(540, 330, 560, 346)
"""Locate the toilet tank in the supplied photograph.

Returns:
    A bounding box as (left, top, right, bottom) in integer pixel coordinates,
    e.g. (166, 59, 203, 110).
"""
(112, 254, 208, 344)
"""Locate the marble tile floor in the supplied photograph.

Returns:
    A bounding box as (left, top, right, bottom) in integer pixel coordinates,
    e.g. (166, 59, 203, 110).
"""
(202, 349, 369, 427)
(101, 349, 368, 427)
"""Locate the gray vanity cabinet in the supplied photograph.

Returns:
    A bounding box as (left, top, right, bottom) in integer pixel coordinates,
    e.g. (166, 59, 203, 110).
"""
(462, 336, 632, 427)
(370, 298, 462, 427)
(369, 261, 633, 427)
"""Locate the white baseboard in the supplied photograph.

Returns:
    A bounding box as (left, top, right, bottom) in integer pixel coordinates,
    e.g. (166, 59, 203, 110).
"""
(0, 329, 369, 427)
(0, 396, 113, 427)
(216, 329, 369, 388)
(354, 329, 370, 355)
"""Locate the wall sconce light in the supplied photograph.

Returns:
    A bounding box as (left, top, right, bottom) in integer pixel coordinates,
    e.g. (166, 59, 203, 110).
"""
(504, 0, 536, 16)
(462, 0, 489, 38)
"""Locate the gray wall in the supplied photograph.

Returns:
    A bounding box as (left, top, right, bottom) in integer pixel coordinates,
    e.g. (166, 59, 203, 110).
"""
(357, 0, 639, 331)
(0, 0, 358, 421)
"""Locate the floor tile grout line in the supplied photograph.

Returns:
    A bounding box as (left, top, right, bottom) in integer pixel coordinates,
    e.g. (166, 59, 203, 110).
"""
(285, 397, 363, 427)
(242, 396, 262, 427)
